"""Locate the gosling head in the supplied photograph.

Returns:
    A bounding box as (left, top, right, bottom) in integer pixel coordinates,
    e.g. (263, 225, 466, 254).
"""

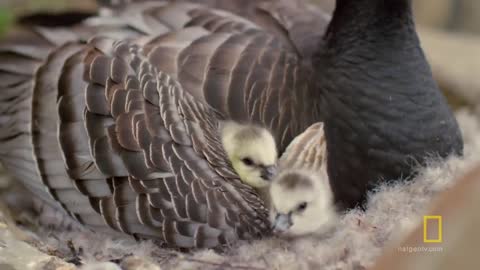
(269, 169, 337, 237)
(221, 122, 278, 188)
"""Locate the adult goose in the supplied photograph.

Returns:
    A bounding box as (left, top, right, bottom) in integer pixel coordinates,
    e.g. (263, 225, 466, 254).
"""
(0, 0, 462, 247)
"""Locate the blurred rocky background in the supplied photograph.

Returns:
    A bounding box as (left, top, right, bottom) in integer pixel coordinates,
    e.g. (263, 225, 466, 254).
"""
(414, 0, 480, 33)
(413, 0, 480, 112)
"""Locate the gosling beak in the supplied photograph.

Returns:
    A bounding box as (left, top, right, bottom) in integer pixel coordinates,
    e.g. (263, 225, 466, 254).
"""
(271, 213, 292, 233)
(261, 166, 277, 181)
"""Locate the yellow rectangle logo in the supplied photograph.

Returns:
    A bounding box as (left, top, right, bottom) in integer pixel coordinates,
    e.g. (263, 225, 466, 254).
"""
(423, 215, 442, 243)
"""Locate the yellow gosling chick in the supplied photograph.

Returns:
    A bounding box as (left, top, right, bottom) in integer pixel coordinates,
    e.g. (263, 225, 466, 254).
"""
(221, 121, 278, 188)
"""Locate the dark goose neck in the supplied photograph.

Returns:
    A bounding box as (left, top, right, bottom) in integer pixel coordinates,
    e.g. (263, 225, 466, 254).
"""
(327, 0, 414, 41)
(315, 0, 463, 209)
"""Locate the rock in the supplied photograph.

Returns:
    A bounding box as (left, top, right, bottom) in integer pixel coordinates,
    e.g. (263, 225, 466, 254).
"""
(40, 258, 77, 270)
(413, 0, 453, 29)
(418, 27, 480, 109)
(80, 262, 121, 270)
(0, 263, 16, 270)
(121, 256, 161, 270)
(0, 221, 75, 270)
(413, 0, 480, 34)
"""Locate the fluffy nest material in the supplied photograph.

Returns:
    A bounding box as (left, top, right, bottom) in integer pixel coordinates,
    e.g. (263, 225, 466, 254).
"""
(0, 110, 479, 270)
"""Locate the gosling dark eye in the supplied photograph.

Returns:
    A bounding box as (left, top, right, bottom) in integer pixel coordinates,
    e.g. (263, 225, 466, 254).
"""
(297, 202, 308, 212)
(241, 157, 254, 166)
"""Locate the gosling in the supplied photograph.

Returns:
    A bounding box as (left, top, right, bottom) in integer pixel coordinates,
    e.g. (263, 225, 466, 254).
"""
(269, 169, 338, 237)
(221, 121, 278, 188)
(270, 123, 338, 236)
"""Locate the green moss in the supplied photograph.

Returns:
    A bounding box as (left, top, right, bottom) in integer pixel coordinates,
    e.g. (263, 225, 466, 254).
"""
(0, 8, 14, 37)
(26, 0, 69, 11)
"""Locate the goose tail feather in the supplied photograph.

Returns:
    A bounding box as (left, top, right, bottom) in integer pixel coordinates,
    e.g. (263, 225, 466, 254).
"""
(0, 29, 70, 214)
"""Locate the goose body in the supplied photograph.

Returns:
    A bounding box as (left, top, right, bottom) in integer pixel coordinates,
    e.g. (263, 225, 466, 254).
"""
(0, 0, 463, 247)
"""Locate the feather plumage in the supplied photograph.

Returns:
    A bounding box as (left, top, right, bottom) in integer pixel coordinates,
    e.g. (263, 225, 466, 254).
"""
(0, 0, 462, 247)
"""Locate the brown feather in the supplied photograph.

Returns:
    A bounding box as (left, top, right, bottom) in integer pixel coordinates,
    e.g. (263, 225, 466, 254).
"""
(0, 0, 331, 248)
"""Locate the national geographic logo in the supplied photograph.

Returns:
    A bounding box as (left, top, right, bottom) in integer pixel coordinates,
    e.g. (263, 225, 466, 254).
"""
(423, 215, 442, 243)
(397, 215, 444, 253)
